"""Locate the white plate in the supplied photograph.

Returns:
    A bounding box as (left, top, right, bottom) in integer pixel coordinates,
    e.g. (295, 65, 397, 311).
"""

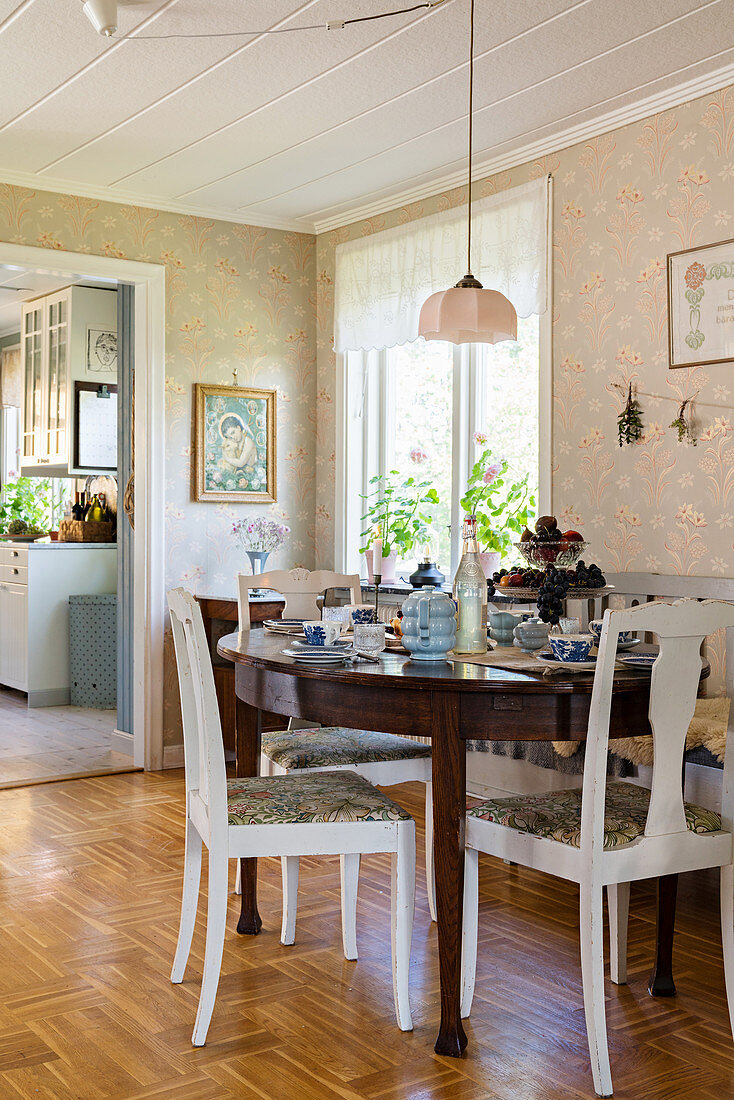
(264, 618, 305, 634)
(615, 638, 641, 652)
(281, 647, 349, 664)
(618, 652, 657, 667)
(536, 654, 597, 671)
(291, 638, 351, 653)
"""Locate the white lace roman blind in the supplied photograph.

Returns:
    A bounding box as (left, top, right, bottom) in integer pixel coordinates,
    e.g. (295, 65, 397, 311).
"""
(334, 177, 548, 353)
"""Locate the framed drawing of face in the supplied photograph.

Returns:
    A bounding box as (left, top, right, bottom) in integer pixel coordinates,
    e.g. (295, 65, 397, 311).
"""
(86, 325, 118, 377)
(193, 383, 277, 503)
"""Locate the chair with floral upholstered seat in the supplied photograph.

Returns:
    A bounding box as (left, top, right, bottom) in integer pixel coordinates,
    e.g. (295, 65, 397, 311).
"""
(237, 569, 436, 921)
(168, 588, 415, 1046)
(461, 598, 734, 1097)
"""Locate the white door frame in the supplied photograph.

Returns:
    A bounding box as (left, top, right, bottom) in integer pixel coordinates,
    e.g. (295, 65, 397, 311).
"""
(0, 241, 166, 770)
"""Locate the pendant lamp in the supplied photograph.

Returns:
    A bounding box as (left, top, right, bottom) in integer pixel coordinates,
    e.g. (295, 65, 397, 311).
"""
(418, 0, 517, 345)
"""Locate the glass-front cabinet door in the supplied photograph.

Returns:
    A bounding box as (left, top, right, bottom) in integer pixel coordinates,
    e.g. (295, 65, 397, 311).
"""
(44, 292, 69, 465)
(22, 302, 44, 465)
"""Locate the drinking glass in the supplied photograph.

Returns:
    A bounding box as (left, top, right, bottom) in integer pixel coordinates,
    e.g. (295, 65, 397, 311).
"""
(354, 623, 386, 657)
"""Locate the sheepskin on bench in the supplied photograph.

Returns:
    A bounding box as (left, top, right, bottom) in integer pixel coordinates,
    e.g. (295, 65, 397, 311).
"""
(552, 697, 730, 766)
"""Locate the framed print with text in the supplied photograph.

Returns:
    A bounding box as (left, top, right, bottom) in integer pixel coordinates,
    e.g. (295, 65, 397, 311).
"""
(668, 238, 734, 369)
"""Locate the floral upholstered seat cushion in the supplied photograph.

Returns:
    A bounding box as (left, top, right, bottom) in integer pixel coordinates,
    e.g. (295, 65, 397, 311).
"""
(226, 770, 413, 826)
(261, 726, 431, 770)
(467, 780, 722, 850)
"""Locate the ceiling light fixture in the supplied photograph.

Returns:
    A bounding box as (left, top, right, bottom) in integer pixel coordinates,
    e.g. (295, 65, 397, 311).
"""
(82, 0, 118, 37)
(418, 0, 517, 345)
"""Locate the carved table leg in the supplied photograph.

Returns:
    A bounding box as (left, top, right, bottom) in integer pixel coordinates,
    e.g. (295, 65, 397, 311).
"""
(432, 690, 468, 1057)
(648, 873, 678, 997)
(235, 692, 262, 935)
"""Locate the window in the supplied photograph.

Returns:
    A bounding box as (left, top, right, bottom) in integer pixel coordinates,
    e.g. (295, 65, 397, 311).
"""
(334, 177, 551, 579)
(340, 313, 546, 580)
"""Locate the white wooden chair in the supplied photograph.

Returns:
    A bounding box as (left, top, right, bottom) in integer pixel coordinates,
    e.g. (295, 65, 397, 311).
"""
(460, 598, 734, 1097)
(238, 566, 362, 624)
(168, 587, 416, 1045)
(237, 568, 436, 921)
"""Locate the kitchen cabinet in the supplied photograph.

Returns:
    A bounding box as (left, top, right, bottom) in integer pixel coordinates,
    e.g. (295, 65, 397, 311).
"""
(21, 286, 117, 476)
(0, 581, 27, 690)
(0, 542, 116, 706)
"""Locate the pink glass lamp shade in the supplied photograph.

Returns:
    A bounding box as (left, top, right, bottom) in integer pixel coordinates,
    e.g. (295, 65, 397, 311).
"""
(419, 274, 518, 345)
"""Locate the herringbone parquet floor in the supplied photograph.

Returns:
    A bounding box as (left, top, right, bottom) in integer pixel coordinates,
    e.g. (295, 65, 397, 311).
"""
(1, 770, 733, 1099)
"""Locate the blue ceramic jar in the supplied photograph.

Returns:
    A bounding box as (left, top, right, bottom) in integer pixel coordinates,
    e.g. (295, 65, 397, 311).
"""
(400, 586, 457, 661)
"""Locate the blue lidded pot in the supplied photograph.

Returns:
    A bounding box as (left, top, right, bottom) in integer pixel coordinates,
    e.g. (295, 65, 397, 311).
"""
(400, 586, 457, 662)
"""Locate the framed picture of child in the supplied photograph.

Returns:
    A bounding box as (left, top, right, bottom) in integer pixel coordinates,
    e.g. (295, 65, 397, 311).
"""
(193, 383, 277, 503)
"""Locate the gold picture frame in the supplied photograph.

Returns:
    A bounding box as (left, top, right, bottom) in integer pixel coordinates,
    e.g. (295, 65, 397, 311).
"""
(667, 237, 734, 369)
(193, 383, 277, 503)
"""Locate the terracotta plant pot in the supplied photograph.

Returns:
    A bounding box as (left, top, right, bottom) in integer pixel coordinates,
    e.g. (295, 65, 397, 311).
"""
(479, 551, 501, 579)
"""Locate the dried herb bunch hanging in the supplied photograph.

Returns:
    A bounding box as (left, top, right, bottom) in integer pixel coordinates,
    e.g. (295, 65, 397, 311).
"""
(670, 397, 697, 445)
(617, 383, 643, 447)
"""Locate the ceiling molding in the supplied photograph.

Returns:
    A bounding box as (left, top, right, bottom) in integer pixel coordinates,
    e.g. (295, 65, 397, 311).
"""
(311, 60, 734, 235)
(0, 169, 317, 235)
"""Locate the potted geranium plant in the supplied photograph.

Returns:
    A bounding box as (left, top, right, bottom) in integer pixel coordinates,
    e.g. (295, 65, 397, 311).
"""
(360, 471, 439, 583)
(460, 436, 535, 578)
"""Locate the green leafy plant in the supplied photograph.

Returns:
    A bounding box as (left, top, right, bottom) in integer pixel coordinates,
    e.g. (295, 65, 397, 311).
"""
(360, 471, 439, 558)
(670, 398, 697, 445)
(0, 476, 53, 534)
(460, 449, 534, 556)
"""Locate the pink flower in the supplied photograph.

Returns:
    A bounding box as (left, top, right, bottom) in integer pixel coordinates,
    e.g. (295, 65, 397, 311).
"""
(473, 431, 488, 446)
(483, 463, 501, 485)
(409, 446, 428, 464)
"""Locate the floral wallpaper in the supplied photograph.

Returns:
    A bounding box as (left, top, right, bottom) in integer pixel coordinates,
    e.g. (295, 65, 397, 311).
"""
(316, 84, 734, 594)
(2, 80, 732, 747)
(0, 187, 316, 746)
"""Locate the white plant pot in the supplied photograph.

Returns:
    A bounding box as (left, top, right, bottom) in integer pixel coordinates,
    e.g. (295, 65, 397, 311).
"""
(378, 550, 398, 584)
(479, 551, 501, 579)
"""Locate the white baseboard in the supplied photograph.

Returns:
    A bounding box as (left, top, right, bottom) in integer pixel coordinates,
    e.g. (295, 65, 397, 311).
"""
(111, 729, 134, 757)
(163, 743, 184, 769)
(27, 688, 71, 707)
(466, 751, 583, 800)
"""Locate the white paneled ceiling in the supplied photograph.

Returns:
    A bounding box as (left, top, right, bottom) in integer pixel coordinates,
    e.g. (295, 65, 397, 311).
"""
(0, 265, 116, 336)
(0, 0, 732, 233)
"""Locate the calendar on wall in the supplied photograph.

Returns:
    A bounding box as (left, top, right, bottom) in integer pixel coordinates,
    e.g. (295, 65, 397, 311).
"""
(74, 381, 118, 471)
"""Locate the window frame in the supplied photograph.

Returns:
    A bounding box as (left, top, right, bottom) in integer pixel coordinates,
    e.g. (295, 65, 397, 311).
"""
(334, 180, 553, 578)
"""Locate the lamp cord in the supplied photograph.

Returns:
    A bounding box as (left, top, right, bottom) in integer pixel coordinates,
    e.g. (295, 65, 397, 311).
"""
(466, 0, 474, 277)
(108, 0, 451, 40)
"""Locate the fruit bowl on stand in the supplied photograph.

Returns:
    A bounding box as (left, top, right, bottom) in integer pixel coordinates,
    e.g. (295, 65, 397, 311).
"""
(514, 539, 589, 569)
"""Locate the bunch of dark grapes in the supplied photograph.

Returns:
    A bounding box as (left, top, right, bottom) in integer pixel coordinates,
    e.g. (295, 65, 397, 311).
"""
(537, 566, 570, 625)
(572, 560, 606, 589)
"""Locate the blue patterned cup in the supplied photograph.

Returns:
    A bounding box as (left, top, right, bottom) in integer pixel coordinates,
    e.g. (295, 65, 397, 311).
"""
(346, 604, 376, 626)
(548, 633, 594, 663)
(589, 619, 636, 647)
(303, 621, 342, 646)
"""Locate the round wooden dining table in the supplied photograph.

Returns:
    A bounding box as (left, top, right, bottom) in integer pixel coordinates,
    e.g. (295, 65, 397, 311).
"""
(218, 629, 688, 1057)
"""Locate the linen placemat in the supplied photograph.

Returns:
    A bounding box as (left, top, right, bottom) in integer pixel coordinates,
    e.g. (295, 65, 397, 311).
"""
(450, 644, 595, 676)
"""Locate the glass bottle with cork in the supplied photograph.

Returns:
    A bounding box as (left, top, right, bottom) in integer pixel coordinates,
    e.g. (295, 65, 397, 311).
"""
(453, 514, 487, 654)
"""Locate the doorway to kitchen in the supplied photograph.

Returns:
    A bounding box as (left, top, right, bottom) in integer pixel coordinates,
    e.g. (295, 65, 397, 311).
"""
(0, 244, 165, 786)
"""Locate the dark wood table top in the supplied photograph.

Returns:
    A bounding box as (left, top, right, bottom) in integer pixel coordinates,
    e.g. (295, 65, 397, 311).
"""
(217, 629, 666, 697)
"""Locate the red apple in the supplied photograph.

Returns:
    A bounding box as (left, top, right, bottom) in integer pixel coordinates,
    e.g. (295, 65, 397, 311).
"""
(563, 530, 584, 542)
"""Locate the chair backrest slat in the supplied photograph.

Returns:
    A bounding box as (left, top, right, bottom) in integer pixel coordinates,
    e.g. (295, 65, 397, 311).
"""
(168, 588, 228, 833)
(237, 568, 361, 630)
(582, 599, 734, 857)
